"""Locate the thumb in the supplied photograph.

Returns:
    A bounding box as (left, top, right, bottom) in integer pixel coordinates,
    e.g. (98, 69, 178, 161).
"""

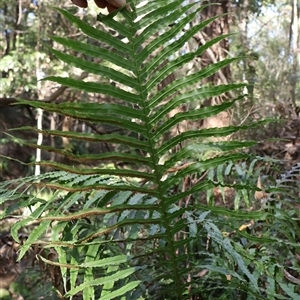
(71, 0, 88, 7)
(106, 0, 126, 7)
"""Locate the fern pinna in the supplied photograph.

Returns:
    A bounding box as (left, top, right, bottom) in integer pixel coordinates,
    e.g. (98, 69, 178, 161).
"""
(0, 1, 284, 299)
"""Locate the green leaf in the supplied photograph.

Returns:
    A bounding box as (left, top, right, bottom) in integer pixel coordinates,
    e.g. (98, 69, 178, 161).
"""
(82, 255, 128, 268)
(17, 221, 51, 261)
(56, 8, 131, 54)
(65, 268, 138, 296)
(44, 77, 143, 106)
(50, 36, 135, 72)
(100, 280, 141, 300)
(49, 48, 140, 90)
(153, 100, 236, 139)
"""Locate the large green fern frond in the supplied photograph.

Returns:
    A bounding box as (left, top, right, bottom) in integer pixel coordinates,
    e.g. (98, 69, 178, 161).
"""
(0, 1, 277, 299)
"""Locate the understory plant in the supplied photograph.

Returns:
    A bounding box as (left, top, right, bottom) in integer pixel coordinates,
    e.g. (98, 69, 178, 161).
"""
(1, 0, 300, 299)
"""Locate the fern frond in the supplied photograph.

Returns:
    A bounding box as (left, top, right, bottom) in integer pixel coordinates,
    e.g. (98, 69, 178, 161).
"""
(0, 1, 275, 299)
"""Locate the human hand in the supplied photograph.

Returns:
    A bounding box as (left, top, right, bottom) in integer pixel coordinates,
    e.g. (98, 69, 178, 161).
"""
(71, 0, 126, 13)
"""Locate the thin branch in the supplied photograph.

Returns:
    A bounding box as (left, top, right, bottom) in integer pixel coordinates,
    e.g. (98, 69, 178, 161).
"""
(283, 268, 300, 285)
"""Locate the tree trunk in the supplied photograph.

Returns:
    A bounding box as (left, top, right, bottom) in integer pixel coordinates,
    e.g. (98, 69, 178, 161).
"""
(200, 0, 231, 93)
(290, 0, 299, 108)
(194, 0, 231, 130)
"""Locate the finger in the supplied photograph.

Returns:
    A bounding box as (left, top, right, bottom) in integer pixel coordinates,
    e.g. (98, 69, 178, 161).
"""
(94, 0, 107, 8)
(106, 0, 126, 8)
(71, 0, 88, 8)
(106, 3, 118, 13)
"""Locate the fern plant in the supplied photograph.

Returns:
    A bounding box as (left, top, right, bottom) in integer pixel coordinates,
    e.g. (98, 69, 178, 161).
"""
(1, 1, 299, 299)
